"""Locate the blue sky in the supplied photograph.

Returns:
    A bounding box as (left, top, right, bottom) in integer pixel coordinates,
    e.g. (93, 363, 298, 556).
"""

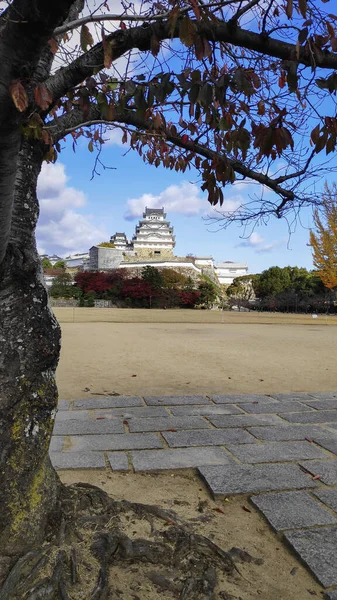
(36, 134, 319, 275)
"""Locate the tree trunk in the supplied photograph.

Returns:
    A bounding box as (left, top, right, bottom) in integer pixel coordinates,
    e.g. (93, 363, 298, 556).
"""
(0, 140, 62, 571)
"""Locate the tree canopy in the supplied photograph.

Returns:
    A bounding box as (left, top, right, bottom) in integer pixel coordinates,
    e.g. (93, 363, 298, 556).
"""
(310, 183, 337, 292)
(1, 0, 337, 267)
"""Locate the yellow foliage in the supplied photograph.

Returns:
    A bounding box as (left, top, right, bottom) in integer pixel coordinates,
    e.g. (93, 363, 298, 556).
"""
(309, 183, 337, 292)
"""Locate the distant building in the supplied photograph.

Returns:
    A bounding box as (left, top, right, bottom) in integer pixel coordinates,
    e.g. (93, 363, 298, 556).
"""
(43, 207, 248, 285)
(215, 262, 249, 285)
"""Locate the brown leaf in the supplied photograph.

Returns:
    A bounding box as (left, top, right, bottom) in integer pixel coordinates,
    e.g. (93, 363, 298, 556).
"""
(48, 38, 58, 54)
(96, 417, 106, 420)
(241, 505, 251, 513)
(131, 373, 137, 377)
(298, 0, 307, 18)
(106, 102, 115, 121)
(179, 17, 197, 47)
(104, 39, 113, 69)
(151, 35, 160, 56)
(9, 80, 28, 112)
(286, 0, 293, 18)
(123, 420, 128, 424)
(167, 428, 177, 432)
(80, 24, 94, 52)
(212, 507, 225, 514)
(34, 84, 53, 110)
(312, 475, 321, 480)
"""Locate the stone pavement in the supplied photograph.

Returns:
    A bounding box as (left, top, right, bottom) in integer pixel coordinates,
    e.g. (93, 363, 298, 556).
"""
(52, 392, 337, 598)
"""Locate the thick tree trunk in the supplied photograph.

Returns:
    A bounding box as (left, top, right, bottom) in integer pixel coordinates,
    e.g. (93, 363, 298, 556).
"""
(0, 140, 62, 572)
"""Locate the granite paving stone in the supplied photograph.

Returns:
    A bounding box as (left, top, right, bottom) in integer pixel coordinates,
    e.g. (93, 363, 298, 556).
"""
(198, 464, 317, 497)
(208, 414, 286, 428)
(300, 460, 337, 485)
(65, 433, 163, 452)
(107, 452, 129, 471)
(284, 526, 337, 588)
(131, 447, 231, 471)
(94, 406, 169, 419)
(226, 441, 328, 464)
(324, 591, 337, 600)
(57, 400, 70, 410)
(162, 428, 256, 448)
(127, 416, 210, 433)
(310, 392, 337, 399)
(169, 405, 243, 416)
(210, 394, 278, 404)
(50, 452, 106, 470)
(283, 411, 337, 424)
(50, 436, 65, 452)
(251, 491, 337, 531)
(313, 489, 337, 513)
(239, 402, 312, 414)
(53, 419, 124, 436)
(73, 397, 144, 410)
(55, 410, 92, 421)
(271, 393, 313, 401)
(312, 438, 337, 456)
(301, 399, 337, 410)
(144, 395, 208, 406)
(247, 425, 337, 442)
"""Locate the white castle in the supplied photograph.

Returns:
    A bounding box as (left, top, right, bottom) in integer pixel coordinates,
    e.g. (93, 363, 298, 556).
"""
(86, 207, 248, 285)
(43, 208, 248, 285)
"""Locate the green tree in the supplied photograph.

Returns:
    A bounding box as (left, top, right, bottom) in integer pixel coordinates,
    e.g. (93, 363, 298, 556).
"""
(49, 272, 74, 298)
(309, 184, 337, 293)
(141, 266, 164, 290)
(198, 280, 217, 308)
(53, 259, 66, 270)
(160, 268, 189, 289)
(41, 257, 52, 269)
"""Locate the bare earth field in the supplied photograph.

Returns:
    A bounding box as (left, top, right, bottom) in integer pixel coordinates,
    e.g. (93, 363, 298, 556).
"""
(55, 308, 337, 398)
(54, 308, 336, 598)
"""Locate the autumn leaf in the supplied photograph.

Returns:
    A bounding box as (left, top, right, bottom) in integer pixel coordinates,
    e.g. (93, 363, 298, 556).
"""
(48, 38, 58, 54)
(34, 84, 53, 110)
(151, 34, 160, 56)
(9, 80, 28, 112)
(103, 39, 113, 69)
(179, 17, 197, 47)
(190, 0, 201, 20)
(80, 24, 94, 52)
(286, 0, 293, 18)
(298, 0, 307, 18)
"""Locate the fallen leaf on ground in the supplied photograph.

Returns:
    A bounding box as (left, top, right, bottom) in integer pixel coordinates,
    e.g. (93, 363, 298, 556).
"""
(241, 506, 251, 513)
(312, 475, 321, 480)
(212, 507, 225, 514)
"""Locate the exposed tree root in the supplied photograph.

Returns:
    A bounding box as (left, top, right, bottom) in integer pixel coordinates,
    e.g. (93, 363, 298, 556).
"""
(0, 483, 263, 600)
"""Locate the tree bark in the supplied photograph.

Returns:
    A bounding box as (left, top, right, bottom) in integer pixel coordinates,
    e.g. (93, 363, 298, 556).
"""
(0, 140, 62, 568)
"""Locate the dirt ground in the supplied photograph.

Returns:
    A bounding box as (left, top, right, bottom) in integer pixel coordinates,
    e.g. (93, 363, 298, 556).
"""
(55, 309, 333, 598)
(60, 470, 323, 600)
(55, 308, 337, 398)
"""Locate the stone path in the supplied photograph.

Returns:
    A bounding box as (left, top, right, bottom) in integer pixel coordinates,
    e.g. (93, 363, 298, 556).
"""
(52, 392, 337, 598)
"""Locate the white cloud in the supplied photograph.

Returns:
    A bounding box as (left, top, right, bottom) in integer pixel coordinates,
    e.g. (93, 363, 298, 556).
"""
(36, 162, 107, 255)
(104, 127, 125, 147)
(237, 231, 282, 253)
(124, 181, 204, 220)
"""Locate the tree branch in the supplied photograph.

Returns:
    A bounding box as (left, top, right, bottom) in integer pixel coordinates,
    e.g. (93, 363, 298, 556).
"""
(45, 18, 337, 108)
(47, 106, 296, 205)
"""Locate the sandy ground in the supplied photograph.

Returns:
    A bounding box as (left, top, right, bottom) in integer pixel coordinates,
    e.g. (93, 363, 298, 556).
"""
(55, 308, 333, 598)
(60, 470, 323, 600)
(55, 309, 337, 398)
